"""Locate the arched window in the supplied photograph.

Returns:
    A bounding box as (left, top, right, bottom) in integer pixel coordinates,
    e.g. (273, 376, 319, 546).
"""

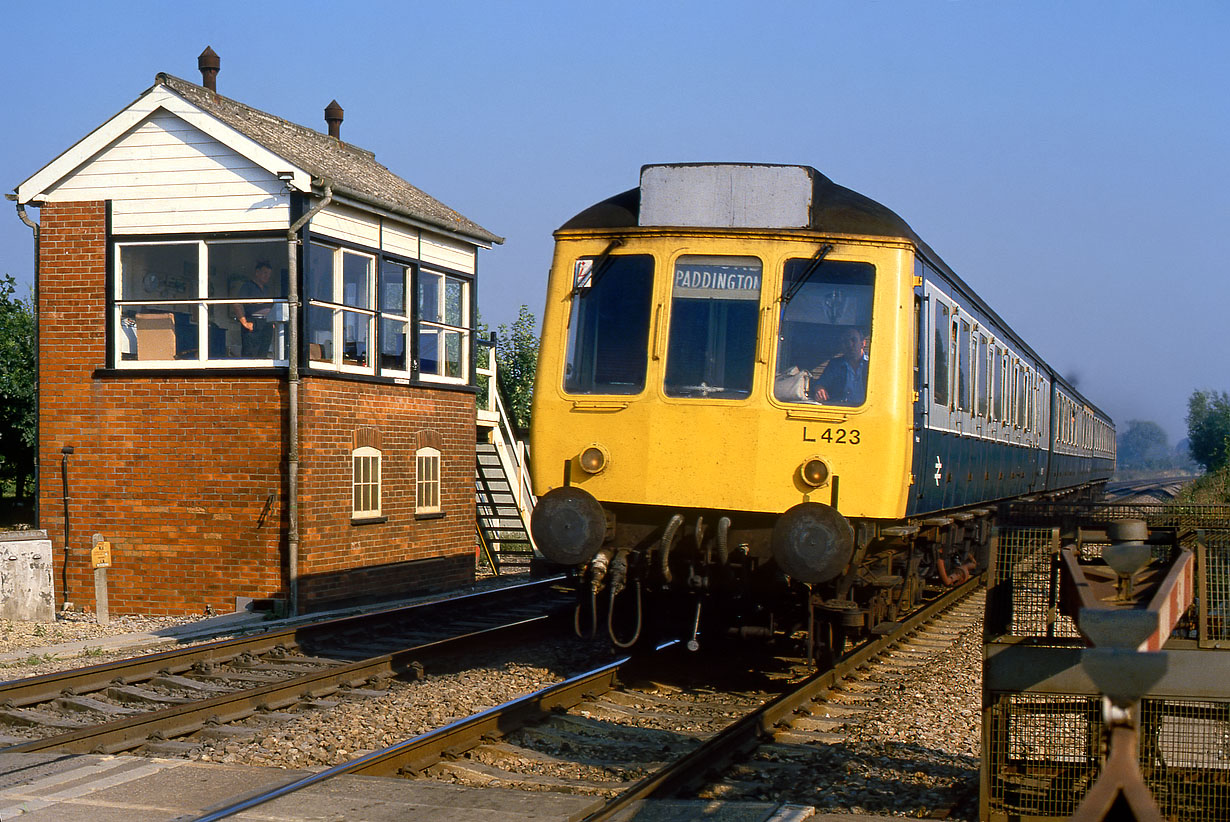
(352, 446, 381, 519)
(415, 446, 441, 515)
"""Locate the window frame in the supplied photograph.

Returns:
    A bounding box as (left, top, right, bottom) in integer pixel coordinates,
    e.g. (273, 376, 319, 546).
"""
(416, 267, 473, 385)
(957, 318, 971, 414)
(562, 253, 656, 397)
(306, 242, 378, 375)
(415, 446, 442, 516)
(378, 258, 412, 379)
(665, 253, 764, 402)
(352, 446, 382, 520)
(112, 237, 289, 368)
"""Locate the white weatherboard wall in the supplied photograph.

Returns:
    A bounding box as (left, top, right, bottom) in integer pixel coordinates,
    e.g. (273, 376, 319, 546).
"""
(311, 204, 477, 273)
(313, 202, 380, 249)
(43, 109, 290, 234)
(421, 233, 476, 274)
(0, 531, 54, 622)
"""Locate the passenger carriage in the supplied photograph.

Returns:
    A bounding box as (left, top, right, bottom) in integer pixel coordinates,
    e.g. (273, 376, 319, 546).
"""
(529, 163, 1114, 657)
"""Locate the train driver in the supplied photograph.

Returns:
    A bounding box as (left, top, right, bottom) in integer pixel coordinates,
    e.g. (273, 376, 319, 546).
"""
(813, 326, 869, 405)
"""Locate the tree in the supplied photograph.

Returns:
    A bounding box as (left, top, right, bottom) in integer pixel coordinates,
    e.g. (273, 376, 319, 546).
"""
(494, 305, 539, 433)
(1117, 420, 1170, 469)
(0, 274, 36, 501)
(1186, 389, 1230, 472)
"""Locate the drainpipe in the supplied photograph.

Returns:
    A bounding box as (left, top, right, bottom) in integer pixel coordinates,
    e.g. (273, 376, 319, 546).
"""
(285, 180, 332, 616)
(12, 201, 39, 527)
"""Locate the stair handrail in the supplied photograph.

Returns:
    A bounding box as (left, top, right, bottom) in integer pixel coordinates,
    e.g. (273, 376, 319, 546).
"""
(490, 376, 536, 521)
(478, 332, 536, 547)
(475, 334, 498, 421)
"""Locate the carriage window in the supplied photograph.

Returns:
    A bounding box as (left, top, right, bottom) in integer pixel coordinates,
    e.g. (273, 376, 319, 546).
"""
(949, 320, 959, 411)
(564, 254, 653, 395)
(773, 259, 874, 406)
(957, 319, 971, 413)
(1018, 365, 1028, 429)
(976, 335, 989, 417)
(933, 302, 950, 408)
(667, 256, 763, 399)
(1022, 369, 1032, 432)
(994, 351, 1006, 422)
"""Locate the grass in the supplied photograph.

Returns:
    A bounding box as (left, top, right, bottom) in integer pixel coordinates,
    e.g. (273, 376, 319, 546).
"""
(1174, 465, 1230, 505)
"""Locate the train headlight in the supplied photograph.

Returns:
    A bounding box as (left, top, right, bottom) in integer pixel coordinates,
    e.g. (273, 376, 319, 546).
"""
(579, 444, 609, 474)
(799, 457, 830, 487)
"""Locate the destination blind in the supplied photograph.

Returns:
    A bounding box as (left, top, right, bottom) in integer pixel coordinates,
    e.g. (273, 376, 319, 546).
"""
(673, 257, 762, 301)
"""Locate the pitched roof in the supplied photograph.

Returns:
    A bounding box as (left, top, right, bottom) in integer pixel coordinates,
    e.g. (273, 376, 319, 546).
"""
(156, 73, 502, 245)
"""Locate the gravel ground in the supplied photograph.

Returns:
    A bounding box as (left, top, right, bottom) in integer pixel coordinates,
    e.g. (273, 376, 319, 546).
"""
(0, 579, 985, 818)
(795, 612, 983, 817)
(0, 611, 209, 679)
(188, 639, 617, 769)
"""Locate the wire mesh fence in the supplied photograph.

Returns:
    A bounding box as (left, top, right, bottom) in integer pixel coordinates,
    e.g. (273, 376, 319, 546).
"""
(984, 500, 1230, 820)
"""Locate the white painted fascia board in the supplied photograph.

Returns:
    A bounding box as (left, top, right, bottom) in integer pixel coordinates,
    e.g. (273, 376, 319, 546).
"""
(16, 85, 311, 203)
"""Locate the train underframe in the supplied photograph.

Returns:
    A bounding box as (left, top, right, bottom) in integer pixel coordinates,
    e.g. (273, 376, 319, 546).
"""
(561, 502, 989, 664)
(547, 483, 1104, 665)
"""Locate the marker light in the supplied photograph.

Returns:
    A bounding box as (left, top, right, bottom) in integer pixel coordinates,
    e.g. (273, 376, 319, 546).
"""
(579, 445, 608, 474)
(800, 457, 830, 487)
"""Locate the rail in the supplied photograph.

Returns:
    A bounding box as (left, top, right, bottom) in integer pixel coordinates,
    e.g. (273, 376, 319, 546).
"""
(581, 574, 983, 820)
(186, 575, 982, 820)
(0, 579, 566, 755)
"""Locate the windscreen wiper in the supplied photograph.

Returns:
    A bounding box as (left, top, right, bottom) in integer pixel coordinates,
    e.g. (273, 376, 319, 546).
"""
(781, 243, 834, 305)
(570, 238, 625, 297)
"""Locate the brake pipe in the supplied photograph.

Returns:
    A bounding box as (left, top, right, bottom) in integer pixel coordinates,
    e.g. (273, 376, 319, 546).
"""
(659, 514, 684, 583)
(575, 548, 614, 639)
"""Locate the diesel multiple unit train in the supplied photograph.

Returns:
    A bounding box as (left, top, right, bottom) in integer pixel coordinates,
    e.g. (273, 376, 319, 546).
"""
(529, 163, 1114, 660)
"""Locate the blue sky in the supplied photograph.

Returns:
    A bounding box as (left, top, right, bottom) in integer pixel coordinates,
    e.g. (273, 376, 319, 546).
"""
(3, 1, 1227, 442)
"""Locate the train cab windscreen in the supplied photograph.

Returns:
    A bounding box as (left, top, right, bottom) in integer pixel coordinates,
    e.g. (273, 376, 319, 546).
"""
(773, 259, 875, 407)
(563, 254, 654, 395)
(664, 256, 762, 399)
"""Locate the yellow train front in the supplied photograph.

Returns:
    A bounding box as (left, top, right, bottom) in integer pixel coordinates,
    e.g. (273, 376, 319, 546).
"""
(528, 163, 1107, 658)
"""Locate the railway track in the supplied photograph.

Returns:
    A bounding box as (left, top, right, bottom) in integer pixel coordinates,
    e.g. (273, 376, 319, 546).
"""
(189, 576, 983, 821)
(1103, 475, 1197, 504)
(0, 579, 572, 757)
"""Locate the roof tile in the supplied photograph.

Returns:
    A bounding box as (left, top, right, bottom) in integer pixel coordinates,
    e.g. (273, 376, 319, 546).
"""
(157, 73, 501, 245)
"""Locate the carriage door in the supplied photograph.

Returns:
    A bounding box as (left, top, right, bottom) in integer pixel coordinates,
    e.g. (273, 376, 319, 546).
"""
(915, 274, 954, 514)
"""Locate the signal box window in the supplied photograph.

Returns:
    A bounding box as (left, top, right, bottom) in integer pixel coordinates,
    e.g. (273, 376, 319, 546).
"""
(415, 447, 441, 515)
(380, 261, 410, 375)
(668, 256, 763, 400)
(563, 254, 654, 395)
(418, 269, 471, 382)
(352, 446, 381, 519)
(115, 239, 286, 365)
(307, 243, 376, 372)
(773, 259, 874, 407)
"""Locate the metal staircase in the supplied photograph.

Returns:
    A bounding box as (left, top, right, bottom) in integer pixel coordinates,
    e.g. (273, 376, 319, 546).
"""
(475, 342, 536, 574)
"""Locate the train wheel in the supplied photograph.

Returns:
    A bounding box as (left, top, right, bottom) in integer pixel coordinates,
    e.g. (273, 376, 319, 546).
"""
(812, 619, 847, 669)
(899, 561, 922, 613)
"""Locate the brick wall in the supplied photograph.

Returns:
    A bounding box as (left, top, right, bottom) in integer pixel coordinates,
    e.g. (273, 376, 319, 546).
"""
(37, 201, 477, 615)
(297, 376, 477, 610)
(38, 201, 287, 615)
